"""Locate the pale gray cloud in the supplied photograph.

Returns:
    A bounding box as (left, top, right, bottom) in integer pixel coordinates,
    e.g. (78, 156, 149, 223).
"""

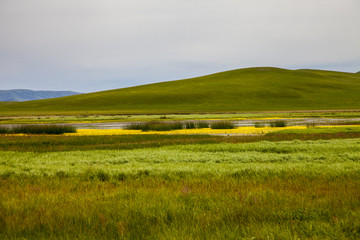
(1, 0, 359, 92)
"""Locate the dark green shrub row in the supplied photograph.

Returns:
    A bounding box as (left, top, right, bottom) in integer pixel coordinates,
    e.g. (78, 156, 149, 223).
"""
(0, 125, 76, 134)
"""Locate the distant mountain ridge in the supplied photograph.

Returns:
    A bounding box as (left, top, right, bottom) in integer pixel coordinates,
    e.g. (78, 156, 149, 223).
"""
(0, 89, 81, 101)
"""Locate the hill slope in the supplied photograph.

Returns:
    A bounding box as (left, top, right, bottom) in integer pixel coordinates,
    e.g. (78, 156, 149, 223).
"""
(1, 67, 360, 115)
(0, 89, 81, 102)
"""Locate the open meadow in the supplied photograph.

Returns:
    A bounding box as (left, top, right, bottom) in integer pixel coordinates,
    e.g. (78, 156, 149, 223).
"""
(1, 121, 360, 239)
(1, 68, 360, 239)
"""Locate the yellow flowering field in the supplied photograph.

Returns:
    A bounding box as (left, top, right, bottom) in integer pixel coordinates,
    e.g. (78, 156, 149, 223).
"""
(64, 126, 307, 136)
(4, 125, 359, 136)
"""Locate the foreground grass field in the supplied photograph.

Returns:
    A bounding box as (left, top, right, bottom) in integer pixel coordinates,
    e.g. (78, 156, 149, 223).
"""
(1, 67, 360, 115)
(1, 136, 360, 239)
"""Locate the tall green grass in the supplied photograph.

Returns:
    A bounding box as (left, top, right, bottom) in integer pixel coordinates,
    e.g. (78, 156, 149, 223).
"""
(1, 175, 359, 239)
(1, 138, 360, 239)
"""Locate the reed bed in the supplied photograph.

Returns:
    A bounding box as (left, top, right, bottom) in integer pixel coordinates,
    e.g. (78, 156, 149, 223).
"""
(0, 124, 76, 134)
(270, 120, 287, 128)
(125, 121, 183, 131)
(210, 121, 236, 129)
(126, 121, 212, 131)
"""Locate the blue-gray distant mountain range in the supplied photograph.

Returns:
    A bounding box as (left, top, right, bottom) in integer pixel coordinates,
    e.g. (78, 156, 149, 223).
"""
(0, 89, 81, 101)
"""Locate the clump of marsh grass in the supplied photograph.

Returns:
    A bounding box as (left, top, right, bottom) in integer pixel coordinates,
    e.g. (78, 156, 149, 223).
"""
(126, 120, 230, 131)
(210, 121, 235, 129)
(184, 122, 196, 129)
(270, 120, 287, 128)
(0, 127, 9, 134)
(254, 122, 265, 128)
(196, 121, 209, 129)
(184, 121, 210, 129)
(126, 121, 183, 131)
(126, 121, 212, 131)
(306, 122, 317, 128)
(0, 125, 76, 134)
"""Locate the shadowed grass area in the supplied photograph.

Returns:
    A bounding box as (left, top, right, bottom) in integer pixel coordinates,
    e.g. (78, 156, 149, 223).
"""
(1, 67, 360, 115)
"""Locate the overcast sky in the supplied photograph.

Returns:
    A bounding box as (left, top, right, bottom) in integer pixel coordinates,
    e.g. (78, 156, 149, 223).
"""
(1, 0, 359, 92)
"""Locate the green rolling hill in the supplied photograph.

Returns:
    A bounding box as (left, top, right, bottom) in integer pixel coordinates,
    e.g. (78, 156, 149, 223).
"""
(1, 67, 360, 115)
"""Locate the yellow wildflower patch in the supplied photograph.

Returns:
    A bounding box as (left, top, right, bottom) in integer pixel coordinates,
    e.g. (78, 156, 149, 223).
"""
(64, 126, 308, 136)
(4, 125, 359, 136)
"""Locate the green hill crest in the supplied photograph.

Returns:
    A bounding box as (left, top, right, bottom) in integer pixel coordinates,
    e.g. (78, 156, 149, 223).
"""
(1, 67, 360, 115)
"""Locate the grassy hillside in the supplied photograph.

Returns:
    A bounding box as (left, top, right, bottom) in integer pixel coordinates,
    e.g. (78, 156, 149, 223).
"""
(1, 67, 360, 115)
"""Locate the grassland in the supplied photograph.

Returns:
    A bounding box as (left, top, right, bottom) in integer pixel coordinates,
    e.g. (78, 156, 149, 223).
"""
(1, 67, 360, 115)
(1, 137, 360, 239)
(269, 126, 360, 135)
(1, 65, 360, 239)
(1, 130, 360, 152)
